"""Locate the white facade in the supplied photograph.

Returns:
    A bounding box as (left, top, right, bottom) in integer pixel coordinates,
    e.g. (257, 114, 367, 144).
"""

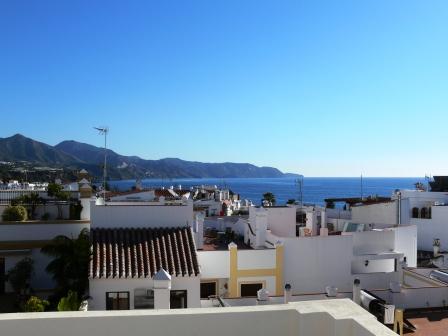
(88, 200, 201, 310)
(89, 276, 200, 310)
(90, 200, 194, 229)
(0, 220, 89, 292)
(352, 189, 448, 251)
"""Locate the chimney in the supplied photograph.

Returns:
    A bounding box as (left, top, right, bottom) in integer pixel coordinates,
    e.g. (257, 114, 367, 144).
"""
(254, 208, 268, 248)
(153, 268, 172, 309)
(320, 209, 328, 236)
(434, 239, 441, 257)
(284, 283, 292, 304)
(256, 288, 270, 305)
(353, 278, 361, 305)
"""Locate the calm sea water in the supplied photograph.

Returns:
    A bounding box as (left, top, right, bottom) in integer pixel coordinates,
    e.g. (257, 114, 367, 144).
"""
(109, 177, 425, 206)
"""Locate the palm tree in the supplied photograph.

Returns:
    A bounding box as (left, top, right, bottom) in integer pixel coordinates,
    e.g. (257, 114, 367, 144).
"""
(262, 192, 276, 206)
(41, 228, 91, 297)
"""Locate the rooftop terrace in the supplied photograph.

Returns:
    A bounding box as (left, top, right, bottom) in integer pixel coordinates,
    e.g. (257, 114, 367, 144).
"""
(0, 299, 395, 336)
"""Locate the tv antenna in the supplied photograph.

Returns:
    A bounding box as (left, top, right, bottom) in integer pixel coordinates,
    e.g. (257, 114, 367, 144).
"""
(295, 176, 304, 207)
(94, 127, 109, 200)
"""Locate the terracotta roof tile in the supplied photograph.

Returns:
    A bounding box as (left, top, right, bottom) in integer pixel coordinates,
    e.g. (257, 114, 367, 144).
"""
(89, 227, 199, 279)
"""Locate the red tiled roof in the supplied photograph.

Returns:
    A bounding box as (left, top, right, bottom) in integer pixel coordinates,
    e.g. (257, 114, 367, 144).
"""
(89, 227, 199, 279)
(154, 189, 176, 198)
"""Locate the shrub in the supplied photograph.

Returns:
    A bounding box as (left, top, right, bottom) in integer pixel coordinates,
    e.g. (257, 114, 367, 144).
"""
(24, 296, 49, 312)
(57, 290, 80, 311)
(2, 205, 28, 221)
(41, 212, 50, 220)
(6, 257, 34, 295)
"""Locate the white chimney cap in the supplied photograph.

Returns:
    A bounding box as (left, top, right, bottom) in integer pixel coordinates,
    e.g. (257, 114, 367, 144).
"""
(257, 288, 269, 301)
(154, 268, 171, 281)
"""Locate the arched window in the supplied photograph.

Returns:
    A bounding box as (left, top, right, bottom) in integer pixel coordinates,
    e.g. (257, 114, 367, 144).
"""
(421, 207, 427, 219)
(412, 207, 419, 218)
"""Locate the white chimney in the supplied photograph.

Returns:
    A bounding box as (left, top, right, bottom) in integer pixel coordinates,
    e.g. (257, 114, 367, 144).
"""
(194, 213, 204, 249)
(320, 209, 328, 236)
(353, 279, 361, 305)
(325, 286, 338, 297)
(254, 209, 268, 248)
(434, 239, 441, 257)
(256, 288, 270, 305)
(153, 268, 172, 309)
(284, 284, 292, 304)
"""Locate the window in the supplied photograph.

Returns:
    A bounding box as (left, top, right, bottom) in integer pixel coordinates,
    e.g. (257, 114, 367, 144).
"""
(106, 291, 129, 310)
(240, 283, 263, 297)
(170, 290, 188, 309)
(134, 289, 154, 309)
(200, 281, 217, 299)
(412, 207, 419, 218)
(421, 207, 427, 219)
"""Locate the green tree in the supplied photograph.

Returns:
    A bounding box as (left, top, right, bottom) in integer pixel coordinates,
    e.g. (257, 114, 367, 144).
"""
(24, 296, 49, 312)
(2, 205, 28, 221)
(262, 192, 276, 206)
(41, 228, 91, 297)
(47, 183, 70, 219)
(57, 290, 80, 311)
(286, 199, 296, 205)
(12, 193, 45, 219)
(6, 257, 34, 295)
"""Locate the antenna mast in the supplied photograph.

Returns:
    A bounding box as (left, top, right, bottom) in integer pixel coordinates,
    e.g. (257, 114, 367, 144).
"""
(360, 174, 363, 200)
(94, 126, 109, 200)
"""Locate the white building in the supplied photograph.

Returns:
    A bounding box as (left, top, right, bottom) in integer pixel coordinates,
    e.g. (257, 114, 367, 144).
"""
(88, 199, 201, 310)
(350, 184, 448, 252)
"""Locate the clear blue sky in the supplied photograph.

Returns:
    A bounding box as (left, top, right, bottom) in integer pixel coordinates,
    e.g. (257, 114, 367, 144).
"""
(1, 1, 447, 177)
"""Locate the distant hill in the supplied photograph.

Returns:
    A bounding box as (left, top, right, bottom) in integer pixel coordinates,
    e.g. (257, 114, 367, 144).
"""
(0, 134, 81, 165)
(0, 134, 295, 179)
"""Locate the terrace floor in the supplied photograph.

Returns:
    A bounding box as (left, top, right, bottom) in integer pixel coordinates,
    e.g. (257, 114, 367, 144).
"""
(404, 309, 448, 335)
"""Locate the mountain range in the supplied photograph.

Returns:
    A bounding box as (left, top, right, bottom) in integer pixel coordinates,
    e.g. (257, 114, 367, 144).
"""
(0, 134, 297, 180)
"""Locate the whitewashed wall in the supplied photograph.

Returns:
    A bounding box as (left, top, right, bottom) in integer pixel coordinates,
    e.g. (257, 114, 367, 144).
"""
(351, 231, 394, 255)
(197, 251, 230, 279)
(281, 235, 353, 294)
(0, 221, 89, 241)
(89, 276, 200, 310)
(266, 207, 296, 237)
(411, 206, 448, 251)
(237, 249, 276, 270)
(0, 300, 396, 336)
(393, 225, 417, 267)
(351, 202, 397, 226)
(91, 202, 193, 229)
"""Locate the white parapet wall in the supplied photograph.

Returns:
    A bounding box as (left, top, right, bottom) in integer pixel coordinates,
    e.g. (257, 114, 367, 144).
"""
(90, 201, 194, 229)
(0, 299, 395, 336)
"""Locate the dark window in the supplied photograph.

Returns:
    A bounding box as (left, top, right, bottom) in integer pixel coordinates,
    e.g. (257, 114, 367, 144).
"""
(106, 291, 129, 310)
(421, 207, 427, 219)
(240, 283, 263, 297)
(200, 281, 217, 299)
(170, 290, 187, 309)
(412, 207, 419, 218)
(134, 289, 154, 309)
(0, 258, 4, 294)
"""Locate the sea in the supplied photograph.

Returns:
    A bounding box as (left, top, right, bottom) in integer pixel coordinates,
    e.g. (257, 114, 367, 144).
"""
(108, 177, 426, 206)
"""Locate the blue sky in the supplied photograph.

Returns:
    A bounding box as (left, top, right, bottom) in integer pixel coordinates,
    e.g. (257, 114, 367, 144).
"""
(1, 1, 447, 177)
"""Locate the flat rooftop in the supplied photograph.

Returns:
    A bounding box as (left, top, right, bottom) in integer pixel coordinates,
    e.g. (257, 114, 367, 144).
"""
(404, 309, 448, 336)
(0, 300, 396, 336)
